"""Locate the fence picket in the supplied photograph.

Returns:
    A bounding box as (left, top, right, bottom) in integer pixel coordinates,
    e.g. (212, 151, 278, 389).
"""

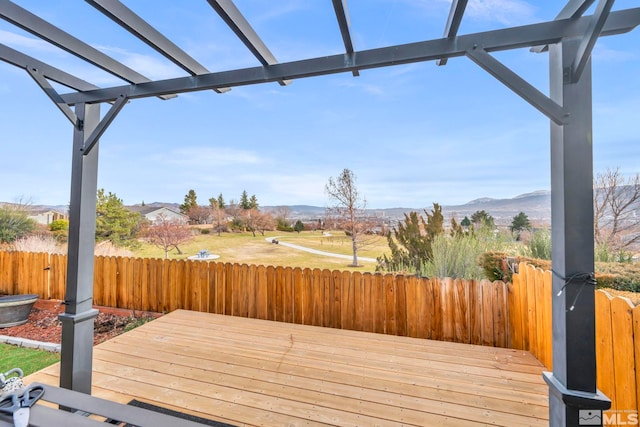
(596, 291, 617, 411)
(611, 297, 638, 413)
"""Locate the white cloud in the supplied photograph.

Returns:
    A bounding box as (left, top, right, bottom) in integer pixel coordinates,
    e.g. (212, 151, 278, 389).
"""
(151, 146, 264, 168)
(0, 30, 60, 53)
(93, 45, 185, 80)
(431, 0, 536, 26)
(593, 43, 637, 62)
(466, 0, 536, 25)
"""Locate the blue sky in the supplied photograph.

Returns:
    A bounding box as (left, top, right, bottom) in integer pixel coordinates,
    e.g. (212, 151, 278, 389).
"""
(0, 1, 638, 209)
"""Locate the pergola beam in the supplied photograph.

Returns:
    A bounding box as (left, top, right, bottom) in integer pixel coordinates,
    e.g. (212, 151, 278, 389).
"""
(558, 0, 597, 20)
(26, 67, 79, 127)
(82, 94, 128, 155)
(437, 0, 469, 66)
(206, 0, 289, 86)
(531, 0, 596, 52)
(85, 0, 230, 94)
(572, 0, 615, 82)
(466, 48, 566, 125)
(331, 0, 359, 76)
(0, 43, 99, 92)
(58, 8, 640, 106)
(0, 0, 175, 99)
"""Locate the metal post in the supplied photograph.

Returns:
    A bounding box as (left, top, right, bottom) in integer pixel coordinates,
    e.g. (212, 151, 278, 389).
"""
(59, 102, 100, 393)
(544, 37, 610, 426)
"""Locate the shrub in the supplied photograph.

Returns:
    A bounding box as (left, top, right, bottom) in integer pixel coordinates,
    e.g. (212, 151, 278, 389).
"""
(478, 252, 550, 282)
(528, 229, 551, 260)
(200, 228, 210, 235)
(94, 241, 134, 257)
(12, 234, 65, 254)
(422, 233, 488, 280)
(0, 206, 36, 243)
(49, 219, 69, 232)
(594, 262, 640, 292)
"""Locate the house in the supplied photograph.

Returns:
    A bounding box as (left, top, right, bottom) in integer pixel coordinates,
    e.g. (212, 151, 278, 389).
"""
(28, 208, 68, 225)
(127, 206, 188, 224)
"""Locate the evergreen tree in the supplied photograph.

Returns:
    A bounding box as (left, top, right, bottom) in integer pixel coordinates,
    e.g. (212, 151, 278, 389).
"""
(249, 194, 259, 210)
(377, 203, 444, 276)
(95, 189, 142, 246)
(217, 193, 225, 210)
(293, 220, 304, 234)
(240, 190, 251, 210)
(470, 210, 495, 229)
(510, 211, 532, 240)
(461, 216, 471, 227)
(180, 189, 198, 214)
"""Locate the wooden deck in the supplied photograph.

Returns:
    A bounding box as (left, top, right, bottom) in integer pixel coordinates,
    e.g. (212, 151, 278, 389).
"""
(27, 310, 549, 426)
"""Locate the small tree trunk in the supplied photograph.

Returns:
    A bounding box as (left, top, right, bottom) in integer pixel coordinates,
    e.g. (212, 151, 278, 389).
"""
(351, 236, 359, 267)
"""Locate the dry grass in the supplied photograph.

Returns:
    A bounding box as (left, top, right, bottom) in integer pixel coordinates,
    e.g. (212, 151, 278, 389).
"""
(135, 230, 388, 272)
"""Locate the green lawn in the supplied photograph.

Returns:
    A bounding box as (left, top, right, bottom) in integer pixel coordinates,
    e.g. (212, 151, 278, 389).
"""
(0, 344, 59, 377)
(134, 230, 390, 273)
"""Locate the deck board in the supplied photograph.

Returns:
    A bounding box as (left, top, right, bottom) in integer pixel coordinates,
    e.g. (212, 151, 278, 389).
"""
(27, 310, 549, 426)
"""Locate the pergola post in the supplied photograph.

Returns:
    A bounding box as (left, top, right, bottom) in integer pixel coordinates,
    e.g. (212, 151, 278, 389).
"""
(58, 102, 101, 393)
(544, 37, 610, 426)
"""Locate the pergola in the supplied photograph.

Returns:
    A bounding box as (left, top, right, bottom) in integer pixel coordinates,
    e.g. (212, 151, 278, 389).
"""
(1, 1, 638, 426)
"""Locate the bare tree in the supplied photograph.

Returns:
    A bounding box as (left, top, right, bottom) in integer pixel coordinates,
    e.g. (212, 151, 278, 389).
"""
(243, 209, 275, 236)
(140, 214, 194, 259)
(325, 168, 374, 267)
(186, 205, 210, 225)
(209, 198, 226, 235)
(594, 167, 640, 251)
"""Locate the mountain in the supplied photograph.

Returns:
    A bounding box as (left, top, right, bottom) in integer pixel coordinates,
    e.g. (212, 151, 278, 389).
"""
(443, 191, 551, 225)
(9, 191, 552, 226)
(262, 191, 552, 225)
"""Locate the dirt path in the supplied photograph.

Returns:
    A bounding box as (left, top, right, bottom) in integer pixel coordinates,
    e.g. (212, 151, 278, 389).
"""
(265, 237, 377, 263)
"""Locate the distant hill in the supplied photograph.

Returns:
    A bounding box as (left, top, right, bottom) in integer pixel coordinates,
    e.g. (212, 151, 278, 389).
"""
(9, 191, 552, 226)
(263, 191, 552, 225)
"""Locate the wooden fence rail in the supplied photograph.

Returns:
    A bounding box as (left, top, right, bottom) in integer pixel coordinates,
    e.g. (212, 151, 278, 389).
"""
(0, 251, 509, 347)
(3, 251, 639, 414)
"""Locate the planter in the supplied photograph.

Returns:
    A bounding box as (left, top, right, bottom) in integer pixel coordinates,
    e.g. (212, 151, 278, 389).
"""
(0, 294, 38, 328)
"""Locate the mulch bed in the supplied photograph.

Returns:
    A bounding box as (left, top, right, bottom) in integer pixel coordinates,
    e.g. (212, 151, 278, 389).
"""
(0, 300, 161, 345)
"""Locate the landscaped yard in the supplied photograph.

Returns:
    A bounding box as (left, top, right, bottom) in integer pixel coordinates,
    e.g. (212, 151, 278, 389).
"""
(134, 230, 390, 272)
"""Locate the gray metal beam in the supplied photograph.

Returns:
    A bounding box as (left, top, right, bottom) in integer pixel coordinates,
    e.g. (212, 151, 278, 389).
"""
(437, 0, 469, 66)
(26, 67, 80, 127)
(531, 0, 596, 52)
(571, 0, 614, 82)
(58, 8, 640, 106)
(206, 0, 290, 86)
(465, 48, 566, 125)
(85, 0, 230, 94)
(0, 43, 98, 91)
(557, 0, 598, 20)
(331, 0, 359, 76)
(82, 94, 128, 155)
(544, 36, 610, 426)
(0, 0, 174, 99)
(59, 102, 101, 394)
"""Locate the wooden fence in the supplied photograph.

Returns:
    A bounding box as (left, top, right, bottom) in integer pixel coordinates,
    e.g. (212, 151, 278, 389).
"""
(3, 251, 639, 413)
(0, 251, 509, 347)
(511, 262, 640, 417)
